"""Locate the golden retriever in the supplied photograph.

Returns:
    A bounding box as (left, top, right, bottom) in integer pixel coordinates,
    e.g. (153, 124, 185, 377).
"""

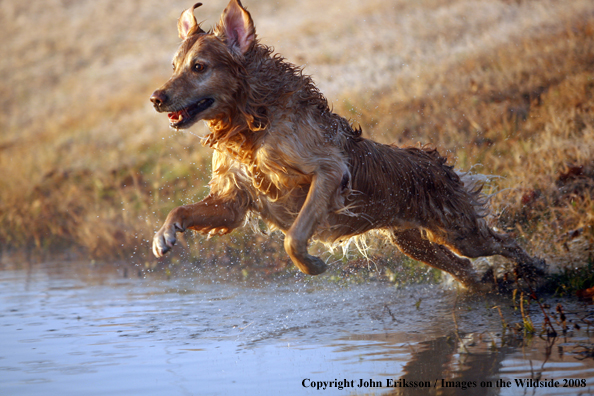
(150, 0, 544, 289)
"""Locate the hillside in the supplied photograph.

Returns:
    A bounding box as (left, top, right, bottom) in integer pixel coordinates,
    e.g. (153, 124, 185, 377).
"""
(1, 0, 593, 282)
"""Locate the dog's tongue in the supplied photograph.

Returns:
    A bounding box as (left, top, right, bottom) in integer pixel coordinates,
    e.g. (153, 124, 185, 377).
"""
(168, 110, 184, 122)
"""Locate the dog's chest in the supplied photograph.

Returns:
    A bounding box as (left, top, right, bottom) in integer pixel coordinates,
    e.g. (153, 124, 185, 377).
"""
(242, 160, 309, 231)
(245, 163, 280, 198)
(237, 141, 306, 193)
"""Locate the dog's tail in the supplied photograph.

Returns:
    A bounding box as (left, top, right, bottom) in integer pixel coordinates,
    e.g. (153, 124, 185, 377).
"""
(457, 166, 501, 218)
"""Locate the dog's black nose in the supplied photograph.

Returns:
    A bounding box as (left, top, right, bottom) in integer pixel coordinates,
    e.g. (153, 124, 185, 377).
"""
(150, 90, 168, 107)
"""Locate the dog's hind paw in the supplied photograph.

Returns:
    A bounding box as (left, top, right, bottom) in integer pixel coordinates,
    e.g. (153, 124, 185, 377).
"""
(516, 257, 547, 281)
(458, 268, 498, 294)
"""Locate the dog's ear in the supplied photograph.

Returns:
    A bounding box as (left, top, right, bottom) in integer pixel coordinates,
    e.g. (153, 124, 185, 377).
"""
(178, 3, 205, 40)
(214, 0, 255, 55)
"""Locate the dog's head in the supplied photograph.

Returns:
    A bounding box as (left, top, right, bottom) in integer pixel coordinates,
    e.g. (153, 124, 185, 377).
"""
(150, 0, 255, 129)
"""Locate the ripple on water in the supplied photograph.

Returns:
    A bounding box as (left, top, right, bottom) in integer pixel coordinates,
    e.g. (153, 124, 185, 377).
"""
(1, 261, 594, 395)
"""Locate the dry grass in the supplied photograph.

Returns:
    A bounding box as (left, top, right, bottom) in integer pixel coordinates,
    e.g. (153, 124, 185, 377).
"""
(1, 0, 593, 279)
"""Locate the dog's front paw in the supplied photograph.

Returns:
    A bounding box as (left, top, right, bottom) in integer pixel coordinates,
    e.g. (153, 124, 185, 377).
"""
(295, 255, 328, 275)
(152, 222, 183, 257)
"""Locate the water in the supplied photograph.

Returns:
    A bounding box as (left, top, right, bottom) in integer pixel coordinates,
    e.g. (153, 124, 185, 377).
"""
(2, 261, 594, 395)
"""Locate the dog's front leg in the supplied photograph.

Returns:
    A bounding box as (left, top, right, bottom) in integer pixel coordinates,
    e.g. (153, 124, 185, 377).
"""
(153, 195, 248, 257)
(284, 170, 343, 275)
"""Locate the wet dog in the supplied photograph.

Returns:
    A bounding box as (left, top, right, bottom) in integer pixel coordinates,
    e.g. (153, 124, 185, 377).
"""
(150, 0, 544, 289)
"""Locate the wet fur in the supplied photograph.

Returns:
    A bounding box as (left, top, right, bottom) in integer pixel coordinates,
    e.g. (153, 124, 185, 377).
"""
(150, 0, 544, 289)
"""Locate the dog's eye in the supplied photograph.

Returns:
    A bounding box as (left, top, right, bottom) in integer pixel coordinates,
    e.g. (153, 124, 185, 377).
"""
(193, 63, 206, 72)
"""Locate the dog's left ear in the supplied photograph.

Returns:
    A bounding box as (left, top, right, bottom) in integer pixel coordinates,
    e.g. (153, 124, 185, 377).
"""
(178, 3, 205, 40)
(214, 0, 255, 55)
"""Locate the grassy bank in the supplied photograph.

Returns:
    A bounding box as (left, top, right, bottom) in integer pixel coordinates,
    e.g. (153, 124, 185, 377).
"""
(1, 0, 593, 283)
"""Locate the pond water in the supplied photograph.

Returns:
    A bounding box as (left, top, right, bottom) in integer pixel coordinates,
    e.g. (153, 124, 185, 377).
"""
(2, 261, 594, 395)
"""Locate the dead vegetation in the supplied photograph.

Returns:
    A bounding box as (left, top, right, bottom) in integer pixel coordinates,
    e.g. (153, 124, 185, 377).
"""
(1, 0, 593, 288)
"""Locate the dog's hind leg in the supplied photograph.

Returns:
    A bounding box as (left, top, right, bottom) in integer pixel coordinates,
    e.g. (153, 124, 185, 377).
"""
(440, 224, 546, 282)
(388, 229, 485, 289)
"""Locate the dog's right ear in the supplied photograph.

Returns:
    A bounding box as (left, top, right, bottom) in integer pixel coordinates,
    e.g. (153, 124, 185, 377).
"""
(178, 3, 205, 40)
(214, 0, 255, 55)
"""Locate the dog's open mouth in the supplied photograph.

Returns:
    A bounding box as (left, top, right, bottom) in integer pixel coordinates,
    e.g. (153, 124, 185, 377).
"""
(167, 98, 215, 128)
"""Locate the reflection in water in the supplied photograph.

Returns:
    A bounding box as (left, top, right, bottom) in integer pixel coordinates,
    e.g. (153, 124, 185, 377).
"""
(388, 335, 508, 396)
(1, 261, 594, 395)
(388, 322, 594, 396)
